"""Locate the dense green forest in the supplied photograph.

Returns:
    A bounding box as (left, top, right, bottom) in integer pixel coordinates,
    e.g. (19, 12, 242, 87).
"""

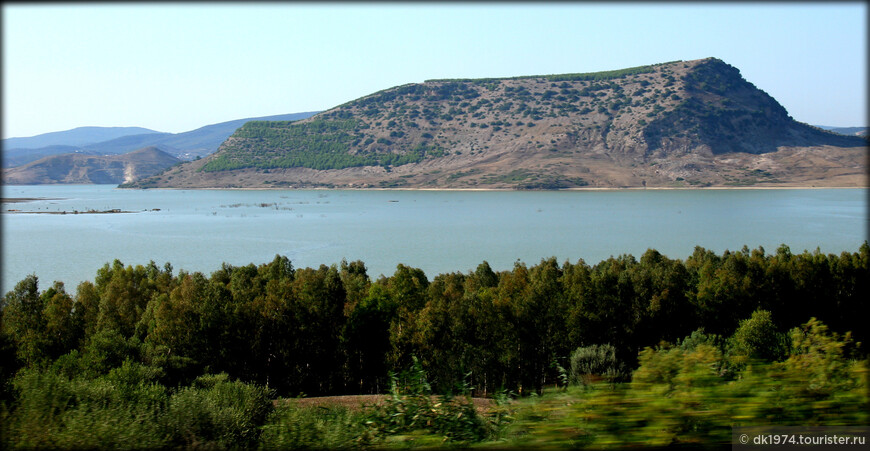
(1, 244, 867, 448)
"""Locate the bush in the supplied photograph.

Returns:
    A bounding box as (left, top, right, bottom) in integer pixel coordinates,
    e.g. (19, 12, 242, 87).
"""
(569, 344, 627, 386)
(259, 404, 369, 449)
(3, 369, 276, 450)
(5, 368, 168, 449)
(162, 373, 274, 449)
(677, 328, 724, 352)
(726, 309, 790, 368)
(364, 357, 491, 444)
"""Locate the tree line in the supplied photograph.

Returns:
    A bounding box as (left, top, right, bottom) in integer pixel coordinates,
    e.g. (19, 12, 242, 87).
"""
(1, 243, 866, 400)
(1, 244, 867, 448)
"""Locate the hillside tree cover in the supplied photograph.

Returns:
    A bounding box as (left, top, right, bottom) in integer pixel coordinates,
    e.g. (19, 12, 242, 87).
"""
(201, 119, 444, 172)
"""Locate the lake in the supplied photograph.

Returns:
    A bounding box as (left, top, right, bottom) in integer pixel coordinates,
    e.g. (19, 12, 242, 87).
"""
(1, 185, 867, 295)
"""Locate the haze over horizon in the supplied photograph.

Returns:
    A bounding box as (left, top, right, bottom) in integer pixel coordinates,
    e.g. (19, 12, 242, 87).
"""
(2, 3, 866, 140)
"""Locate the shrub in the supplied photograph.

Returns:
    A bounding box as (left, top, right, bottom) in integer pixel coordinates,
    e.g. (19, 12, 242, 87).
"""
(259, 404, 369, 449)
(6, 368, 168, 449)
(726, 309, 790, 366)
(569, 344, 627, 386)
(677, 328, 724, 352)
(162, 373, 274, 449)
(364, 357, 491, 444)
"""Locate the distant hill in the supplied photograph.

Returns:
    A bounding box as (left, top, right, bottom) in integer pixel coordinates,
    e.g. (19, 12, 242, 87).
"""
(78, 111, 321, 159)
(2, 112, 320, 168)
(129, 57, 867, 189)
(2, 126, 162, 150)
(2, 145, 84, 168)
(2, 146, 180, 185)
(816, 126, 868, 137)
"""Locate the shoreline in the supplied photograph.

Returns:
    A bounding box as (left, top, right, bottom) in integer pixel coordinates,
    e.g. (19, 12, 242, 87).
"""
(111, 185, 867, 192)
(3, 185, 866, 195)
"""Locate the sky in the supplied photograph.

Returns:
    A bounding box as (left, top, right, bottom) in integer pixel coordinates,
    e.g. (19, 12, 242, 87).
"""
(2, 2, 867, 139)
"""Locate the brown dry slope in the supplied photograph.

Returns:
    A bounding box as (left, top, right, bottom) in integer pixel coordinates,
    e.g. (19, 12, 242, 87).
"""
(3, 146, 181, 185)
(127, 58, 867, 189)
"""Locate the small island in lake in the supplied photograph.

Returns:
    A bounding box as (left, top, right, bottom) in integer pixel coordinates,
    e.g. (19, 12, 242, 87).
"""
(0, 197, 152, 214)
(2, 208, 137, 215)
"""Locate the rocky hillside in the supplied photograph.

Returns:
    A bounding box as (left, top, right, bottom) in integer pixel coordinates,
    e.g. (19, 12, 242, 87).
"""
(2, 146, 180, 185)
(128, 58, 867, 189)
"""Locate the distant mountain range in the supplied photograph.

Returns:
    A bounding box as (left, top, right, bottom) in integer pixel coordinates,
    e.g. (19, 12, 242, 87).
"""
(2, 126, 160, 149)
(2, 146, 181, 185)
(128, 57, 867, 190)
(2, 112, 320, 168)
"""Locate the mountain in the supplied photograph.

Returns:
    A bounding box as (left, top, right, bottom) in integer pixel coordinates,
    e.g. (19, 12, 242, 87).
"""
(2, 126, 161, 149)
(127, 57, 867, 189)
(2, 146, 181, 185)
(2, 112, 320, 169)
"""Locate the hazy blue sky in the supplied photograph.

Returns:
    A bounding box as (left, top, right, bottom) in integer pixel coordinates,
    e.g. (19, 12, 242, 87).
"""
(2, 2, 866, 139)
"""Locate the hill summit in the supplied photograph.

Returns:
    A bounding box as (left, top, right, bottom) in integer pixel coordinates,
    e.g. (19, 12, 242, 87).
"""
(129, 58, 867, 189)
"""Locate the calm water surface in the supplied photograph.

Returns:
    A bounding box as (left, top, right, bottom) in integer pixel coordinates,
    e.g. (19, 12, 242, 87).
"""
(2, 185, 867, 294)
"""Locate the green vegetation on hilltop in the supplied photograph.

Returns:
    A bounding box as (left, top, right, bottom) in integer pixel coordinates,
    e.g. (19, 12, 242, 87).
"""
(348, 82, 480, 108)
(426, 60, 683, 83)
(201, 119, 444, 172)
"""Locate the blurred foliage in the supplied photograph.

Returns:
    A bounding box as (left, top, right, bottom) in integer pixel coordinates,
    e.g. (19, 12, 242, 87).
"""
(363, 357, 492, 445)
(506, 319, 867, 448)
(3, 368, 273, 450)
(260, 403, 369, 449)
